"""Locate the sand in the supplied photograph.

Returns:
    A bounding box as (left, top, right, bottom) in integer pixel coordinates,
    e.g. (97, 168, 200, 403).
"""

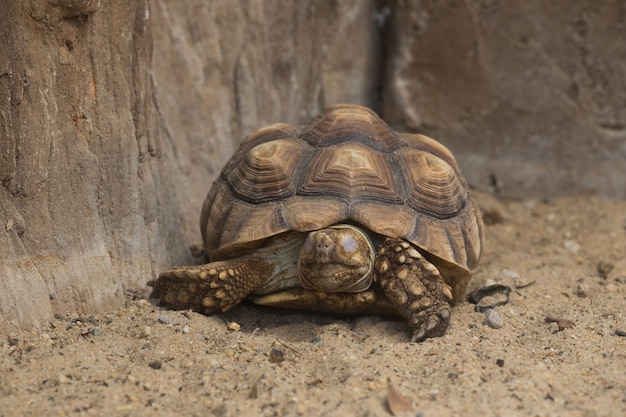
(1, 194, 625, 417)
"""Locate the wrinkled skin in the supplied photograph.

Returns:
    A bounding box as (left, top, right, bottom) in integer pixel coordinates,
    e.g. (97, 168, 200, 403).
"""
(151, 224, 453, 342)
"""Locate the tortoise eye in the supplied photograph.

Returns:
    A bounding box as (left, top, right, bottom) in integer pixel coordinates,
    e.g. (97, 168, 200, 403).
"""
(340, 234, 357, 254)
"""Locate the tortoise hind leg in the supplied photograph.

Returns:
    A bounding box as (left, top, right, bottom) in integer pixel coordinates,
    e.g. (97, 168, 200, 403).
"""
(150, 257, 274, 314)
(375, 238, 453, 342)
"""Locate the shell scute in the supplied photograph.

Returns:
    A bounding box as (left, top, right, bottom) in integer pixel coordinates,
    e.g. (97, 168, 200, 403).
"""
(201, 104, 483, 278)
(227, 138, 312, 203)
(396, 148, 468, 219)
(301, 105, 401, 151)
(298, 143, 402, 204)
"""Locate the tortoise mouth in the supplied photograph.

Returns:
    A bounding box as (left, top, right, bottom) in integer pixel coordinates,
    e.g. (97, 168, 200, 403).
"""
(299, 263, 373, 293)
(297, 224, 375, 293)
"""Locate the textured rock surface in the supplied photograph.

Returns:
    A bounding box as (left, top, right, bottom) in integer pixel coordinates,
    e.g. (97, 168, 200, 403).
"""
(0, 0, 183, 331)
(383, 0, 626, 198)
(151, 0, 382, 251)
(0, 0, 382, 331)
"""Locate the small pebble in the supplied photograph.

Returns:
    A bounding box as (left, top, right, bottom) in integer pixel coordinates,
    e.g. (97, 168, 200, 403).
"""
(484, 309, 504, 329)
(269, 348, 285, 363)
(227, 322, 241, 332)
(575, 283, 589, 298)
(158, 315, 170, 325)
(615, 329, 626, 337)
(148, 360, 162, 370)
(140, 326, 151, 338)
(597, 262, 614, 278)
(563, 240, 581, 254)
(182, 325, 190, 334)
(92, 327, 103, 336)
(239, 344, 252, 353)
(503, 269, 520, 279)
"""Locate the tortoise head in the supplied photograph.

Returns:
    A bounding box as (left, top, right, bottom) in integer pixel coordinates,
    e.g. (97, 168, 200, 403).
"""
(298, 224, 375, 293)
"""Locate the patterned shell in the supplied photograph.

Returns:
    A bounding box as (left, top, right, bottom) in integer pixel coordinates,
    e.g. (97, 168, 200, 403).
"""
(200, 104, 483, 292)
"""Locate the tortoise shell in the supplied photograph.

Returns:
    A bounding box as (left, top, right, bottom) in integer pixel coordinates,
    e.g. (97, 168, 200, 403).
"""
(200, 104, 483, 299)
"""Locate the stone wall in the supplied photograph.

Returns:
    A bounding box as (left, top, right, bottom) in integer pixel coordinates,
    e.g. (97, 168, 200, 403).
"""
(151, 1, 383, 252)
(0, 0, 382, 331)
(382, 0, 626, 198)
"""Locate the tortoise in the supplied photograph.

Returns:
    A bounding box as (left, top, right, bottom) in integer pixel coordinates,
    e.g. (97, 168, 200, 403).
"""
(150, 104, 483, 342)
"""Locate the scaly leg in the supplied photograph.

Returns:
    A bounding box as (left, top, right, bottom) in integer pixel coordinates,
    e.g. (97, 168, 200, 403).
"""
(150, 257, 274, 314)
(375, 238, 453, 342)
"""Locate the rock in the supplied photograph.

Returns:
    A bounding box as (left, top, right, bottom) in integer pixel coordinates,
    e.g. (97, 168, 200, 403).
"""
(575, 283, 589, 298)
(0, 0, 382, 332)
(563, 240, 581, 254)
(484, 309, 504, 329)
(158, 314, 178, 326)
(227, 322, 241, 332)
(140, 326, 151, 339)
(269, 348, 285, 364)
(597, 262, 614, 278)
(503, 269, 521, 280)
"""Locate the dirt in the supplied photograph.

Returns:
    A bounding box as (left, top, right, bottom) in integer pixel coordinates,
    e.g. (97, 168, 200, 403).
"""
(1, 194, 625, 417)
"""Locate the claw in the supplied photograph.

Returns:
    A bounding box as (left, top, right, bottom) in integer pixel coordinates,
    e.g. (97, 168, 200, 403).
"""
(426, 316, 439, 332)
(411, 328, 427, 343)
(410, 312, 448, 342)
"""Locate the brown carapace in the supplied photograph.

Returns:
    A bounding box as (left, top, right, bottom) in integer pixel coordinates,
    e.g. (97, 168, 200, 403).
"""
(150, 104, 483, 342)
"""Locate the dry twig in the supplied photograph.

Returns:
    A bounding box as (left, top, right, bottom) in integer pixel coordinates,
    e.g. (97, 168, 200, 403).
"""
(545, 316, 575, 331)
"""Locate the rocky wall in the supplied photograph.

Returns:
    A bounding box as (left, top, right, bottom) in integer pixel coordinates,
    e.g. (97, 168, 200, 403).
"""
(382, 0, 626, 198)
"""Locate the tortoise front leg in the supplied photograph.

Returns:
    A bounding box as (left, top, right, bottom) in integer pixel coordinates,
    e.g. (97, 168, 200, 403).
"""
(375, 238, 453, 342)
(150, 257, 274, 314)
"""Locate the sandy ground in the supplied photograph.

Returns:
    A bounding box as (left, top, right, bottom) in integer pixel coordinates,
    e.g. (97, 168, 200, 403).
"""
(1, 194, 625, 417)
